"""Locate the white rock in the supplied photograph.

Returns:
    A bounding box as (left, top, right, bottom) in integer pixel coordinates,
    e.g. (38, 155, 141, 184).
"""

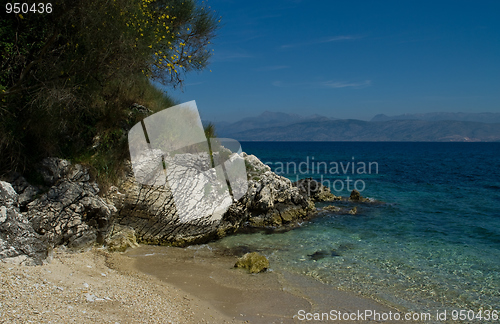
(0, 206, 7, 223)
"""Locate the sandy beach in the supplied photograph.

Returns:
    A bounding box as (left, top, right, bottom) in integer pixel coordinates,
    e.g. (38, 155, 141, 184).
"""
(0, 248, 240, 323)
(1, 245, 403, 323)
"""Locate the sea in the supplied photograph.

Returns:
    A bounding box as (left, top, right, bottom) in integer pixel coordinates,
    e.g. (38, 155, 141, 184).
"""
(209, 142, 500, 316)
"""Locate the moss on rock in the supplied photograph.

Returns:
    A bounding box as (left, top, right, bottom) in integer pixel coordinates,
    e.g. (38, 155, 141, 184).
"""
(234, 252, 269, 273)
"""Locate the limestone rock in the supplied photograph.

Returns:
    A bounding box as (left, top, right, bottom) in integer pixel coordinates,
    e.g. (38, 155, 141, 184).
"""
(113, 153, 315, 246)
(37, 157, 71, 186)
(349, 189, 369, 202)
(0, 180, 18, 208)
(234, 252, 269, 273)
(322, 205, 341, 212)
(105, 225, 139, 252)
(242, 153, 271, 180)
(2, 173, 40, 208)
(130, 103, 153, 115)
(111, 160, 222, 246)
(0, 181, 49, 265)
(27, 161, 116, 249)
(226, 159, 315, 228)
(293, 178, 340, 202)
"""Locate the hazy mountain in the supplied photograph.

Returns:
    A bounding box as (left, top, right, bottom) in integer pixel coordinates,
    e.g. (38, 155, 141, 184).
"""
(371, 112, 500, 123)
(210, 111, 331, 136)
(207, 111, 500, 142)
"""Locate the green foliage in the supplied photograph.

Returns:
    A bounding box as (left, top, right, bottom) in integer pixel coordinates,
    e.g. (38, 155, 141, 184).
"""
(0, 0, 219, 176)
(203, 122, 217, 139)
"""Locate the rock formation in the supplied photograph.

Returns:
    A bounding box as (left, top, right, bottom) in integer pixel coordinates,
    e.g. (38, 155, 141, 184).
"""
(111, 153, 316, 246)
(224, 154, 315, 228)
(293, 178, 340, 202)
(26, 160, 116, 249)
(349, 189, 369, 202)
(0, 153, 339, 263)
(0, 181, 49, 265)
(234, 252, 269, 273)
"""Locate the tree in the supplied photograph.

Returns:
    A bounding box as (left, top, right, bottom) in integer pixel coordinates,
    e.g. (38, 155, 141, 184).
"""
(0, 0, 220, 173)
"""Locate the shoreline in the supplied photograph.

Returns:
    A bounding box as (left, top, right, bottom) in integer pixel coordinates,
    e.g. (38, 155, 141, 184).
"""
(125, 244, 403, 323)
(0, 248, 241, 323)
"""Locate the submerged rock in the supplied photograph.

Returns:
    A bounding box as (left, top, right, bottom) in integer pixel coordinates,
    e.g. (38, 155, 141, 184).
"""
(308, 250, 341, 261)
(234, 252, 269, 273)
(322, 205, 341, 212)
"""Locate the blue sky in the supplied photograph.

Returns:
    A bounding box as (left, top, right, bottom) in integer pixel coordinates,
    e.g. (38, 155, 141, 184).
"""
(164, 0, 500, 122)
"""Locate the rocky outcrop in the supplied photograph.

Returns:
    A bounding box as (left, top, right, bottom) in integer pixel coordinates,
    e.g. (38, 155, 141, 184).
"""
(0, 181, 49, 265)
(112, 153, 315, 246)
(0, 151, 320, 262)
(224, 155, 315, 228)
(349, 189, 370, 202)
(234, 252, 269, 273)
(293, 178, 340, 202)
(110, 159, 223, 246)
(26, 159, 116, 249)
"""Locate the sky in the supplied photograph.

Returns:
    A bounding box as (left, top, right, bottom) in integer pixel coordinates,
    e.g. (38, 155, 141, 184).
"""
(164, 0, 500, 122)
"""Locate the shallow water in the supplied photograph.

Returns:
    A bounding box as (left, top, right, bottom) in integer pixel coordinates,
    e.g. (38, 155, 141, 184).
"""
(210, 142, 500, 314)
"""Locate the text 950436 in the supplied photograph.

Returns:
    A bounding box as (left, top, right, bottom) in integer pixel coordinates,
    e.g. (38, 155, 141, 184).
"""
(6, 3, 52, 14)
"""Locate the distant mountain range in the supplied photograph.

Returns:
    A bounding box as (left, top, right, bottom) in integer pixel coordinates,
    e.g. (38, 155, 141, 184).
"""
(207, 111, 500, 142)
(371, 112, 500, 123)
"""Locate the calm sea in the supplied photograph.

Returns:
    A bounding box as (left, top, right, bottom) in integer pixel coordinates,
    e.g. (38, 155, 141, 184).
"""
(210, 142, 500, 314)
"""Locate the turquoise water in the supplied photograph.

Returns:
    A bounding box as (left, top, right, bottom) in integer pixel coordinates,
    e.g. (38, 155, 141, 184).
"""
(210, 142, 500, 313)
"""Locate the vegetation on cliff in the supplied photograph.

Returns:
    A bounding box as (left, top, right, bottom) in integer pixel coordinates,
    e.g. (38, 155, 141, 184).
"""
(0, 0, 219, 182)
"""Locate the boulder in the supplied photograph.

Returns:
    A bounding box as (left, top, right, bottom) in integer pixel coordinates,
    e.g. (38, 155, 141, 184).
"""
(2, 173, 40, 209)
(223, 155, 315, 228)
(0, 180, 18, 208)
(234, 252, 269, 273)
(0, 181, 49, 265)
(349, 189, 369, 202)
(37, 157, 71, 186)
(27, 159, 116, 249)
(244, 154, 271, 180)
(105, 224, 139, 252)
(293, 178, 340, 202)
